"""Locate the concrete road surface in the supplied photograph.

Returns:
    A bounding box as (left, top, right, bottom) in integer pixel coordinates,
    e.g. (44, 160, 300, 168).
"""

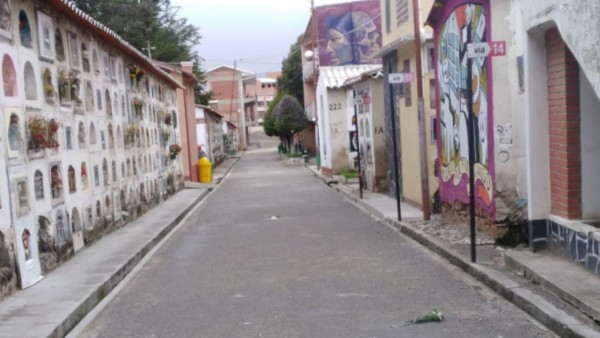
(74, 149, 555, 338)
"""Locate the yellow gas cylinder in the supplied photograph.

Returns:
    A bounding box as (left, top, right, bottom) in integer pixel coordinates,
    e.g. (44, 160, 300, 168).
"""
(198, 157, 212, 183)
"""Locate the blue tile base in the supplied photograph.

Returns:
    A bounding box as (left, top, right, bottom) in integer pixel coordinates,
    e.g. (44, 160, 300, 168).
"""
(530, 219, 600, 276)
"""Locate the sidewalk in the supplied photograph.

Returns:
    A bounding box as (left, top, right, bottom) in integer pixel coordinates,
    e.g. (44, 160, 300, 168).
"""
(0, 156, 239, 338)
(306, 165, 600, 338)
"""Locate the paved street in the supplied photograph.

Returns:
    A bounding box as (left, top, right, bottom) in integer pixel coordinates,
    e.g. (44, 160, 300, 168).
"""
(75, 148, 555, 338)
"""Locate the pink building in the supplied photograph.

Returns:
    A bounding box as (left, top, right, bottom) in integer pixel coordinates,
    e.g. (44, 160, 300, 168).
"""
(205, 66, 255, 149)
(155, 61, 199, 182)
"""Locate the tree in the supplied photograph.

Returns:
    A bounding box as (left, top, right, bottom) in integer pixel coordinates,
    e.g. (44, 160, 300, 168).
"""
(72, 0, 211, 104)
(277, 34, 304, 104)
(274, 95, 307, 152)
(263, 92, 284, 137)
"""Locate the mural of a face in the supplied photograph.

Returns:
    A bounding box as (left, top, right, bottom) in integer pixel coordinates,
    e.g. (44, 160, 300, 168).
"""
(352, 12, 380, 64)
(326, 27, 353, 66)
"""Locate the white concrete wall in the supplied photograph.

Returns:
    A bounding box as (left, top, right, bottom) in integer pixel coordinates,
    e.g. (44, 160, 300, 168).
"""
(520, 1, 600, 99)
(580, 70, 600, 219)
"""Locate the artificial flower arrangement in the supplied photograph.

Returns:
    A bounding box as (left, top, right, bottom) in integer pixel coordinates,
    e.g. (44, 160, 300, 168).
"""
(129, 65, 145, 86)
(27, 116, 60, 150)
(162, 129, 171, 142)
(169, 144, 182, 159)
(125, 123, 139, 143)
(163, 112, 172, 125)
(133, 97, 144, 116)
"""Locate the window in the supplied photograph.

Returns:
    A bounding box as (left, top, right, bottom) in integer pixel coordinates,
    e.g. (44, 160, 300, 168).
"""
(105, 90, 112, 116)
(68, 165, 76, 194)
(89, 123, 96, 145)
(430, 116, 438, 144)
(96, 89, 102, 110)
(55, 29, 65, 62)
(112, 161, 117, 182)
(92, 49, 99, 75)
(403, 59, 411, 107)
(81, 43, 89, 72)
(396, 0, 409, 26)
(68, 32, 79, 68)
(96, 200, 102, 221)
(102, 159, 109, 186)
(102, 55, 109, 77)
(100, 130, 105, 150)
(81, 162, 88, 189)
(109, 56, 117, 80)
(429, 79, 436, 109)
(0, 0, 12, 38)
(385, 0, 391, 33)
(78, 122, 86, 148)
(24, 62, 37, 100)
(2, 55, 17, 97)
(34, 170, 44, 200)
(85, 81, 94, 112)
(37, 11, 54, 60)
(18, 10, 32, 48)
(426, 45, 434, 73)
(108, 124, 114, 149)
(93, 165, 99, 187)
(15, 178, 29, 215)
(65, 126, 72, 150)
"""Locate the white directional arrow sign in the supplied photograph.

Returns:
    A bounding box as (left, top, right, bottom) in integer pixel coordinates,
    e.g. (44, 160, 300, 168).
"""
(467, 41, 506, 58)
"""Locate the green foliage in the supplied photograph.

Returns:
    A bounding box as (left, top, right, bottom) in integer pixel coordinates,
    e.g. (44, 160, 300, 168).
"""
(277, 34, 304, 104)
(340, 169, 359, 179)
(263, 92, 284, 137)
(274, 95, 307, 136)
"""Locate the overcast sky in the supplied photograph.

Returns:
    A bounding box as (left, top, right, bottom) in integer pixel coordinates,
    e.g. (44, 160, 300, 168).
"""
(171, 0, 354, 77)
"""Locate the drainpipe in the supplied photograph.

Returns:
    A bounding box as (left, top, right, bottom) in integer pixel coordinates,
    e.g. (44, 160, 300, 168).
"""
(413, 0, 431, 220)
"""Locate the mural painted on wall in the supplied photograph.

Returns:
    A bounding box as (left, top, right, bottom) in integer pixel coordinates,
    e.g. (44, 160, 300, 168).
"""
(316, 0, 381, 66)
(435, 1, 495, 219)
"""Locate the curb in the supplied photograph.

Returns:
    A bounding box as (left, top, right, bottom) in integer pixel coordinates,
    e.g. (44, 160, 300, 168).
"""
(307, 165, 600, 338)
(52, 189, 210, 338)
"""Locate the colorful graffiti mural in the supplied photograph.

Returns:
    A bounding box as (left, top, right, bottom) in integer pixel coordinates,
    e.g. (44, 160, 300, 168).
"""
(435, 1, 495, 219)
(316, 0, 382, 67)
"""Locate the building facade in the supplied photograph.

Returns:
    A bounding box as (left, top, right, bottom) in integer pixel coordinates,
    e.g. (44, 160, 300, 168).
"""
(0, 0, 185, 296)
(427, 0, 600, 274)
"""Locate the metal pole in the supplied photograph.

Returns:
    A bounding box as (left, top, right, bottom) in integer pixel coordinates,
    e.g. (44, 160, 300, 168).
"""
(353, 89, 363, 199)
(466, 27, 477, 263)
(388, 64, 402, 221)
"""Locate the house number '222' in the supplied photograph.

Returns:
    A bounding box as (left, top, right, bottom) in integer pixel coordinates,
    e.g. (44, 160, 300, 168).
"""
(329, 103, 342, 111)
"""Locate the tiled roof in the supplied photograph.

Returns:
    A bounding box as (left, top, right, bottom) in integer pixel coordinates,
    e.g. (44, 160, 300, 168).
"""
(319, 64, 383, 89)
(49, 0, 183, 89)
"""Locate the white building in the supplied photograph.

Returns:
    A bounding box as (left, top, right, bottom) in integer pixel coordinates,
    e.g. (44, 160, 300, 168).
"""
(0, 0, 184, 295)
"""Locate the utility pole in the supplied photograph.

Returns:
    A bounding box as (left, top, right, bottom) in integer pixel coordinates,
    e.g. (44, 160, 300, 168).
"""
(412, 0, 431, 221)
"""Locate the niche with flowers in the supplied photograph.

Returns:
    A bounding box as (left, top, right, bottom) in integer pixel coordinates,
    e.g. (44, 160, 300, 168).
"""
(2, 54, 18, 97)
(50, 164, 63, 203)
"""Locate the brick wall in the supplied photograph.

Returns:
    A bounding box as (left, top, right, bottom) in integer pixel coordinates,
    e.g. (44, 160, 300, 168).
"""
(545, 27, 581, 219)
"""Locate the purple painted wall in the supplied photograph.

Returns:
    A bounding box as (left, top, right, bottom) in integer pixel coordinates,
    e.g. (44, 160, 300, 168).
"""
(316, 0, 382, 67)
(432, 0, 496, 220)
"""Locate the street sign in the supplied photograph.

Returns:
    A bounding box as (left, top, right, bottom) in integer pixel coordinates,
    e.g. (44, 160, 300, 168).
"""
(467, 41, 506, 58)
(388, 72, 414, 84)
